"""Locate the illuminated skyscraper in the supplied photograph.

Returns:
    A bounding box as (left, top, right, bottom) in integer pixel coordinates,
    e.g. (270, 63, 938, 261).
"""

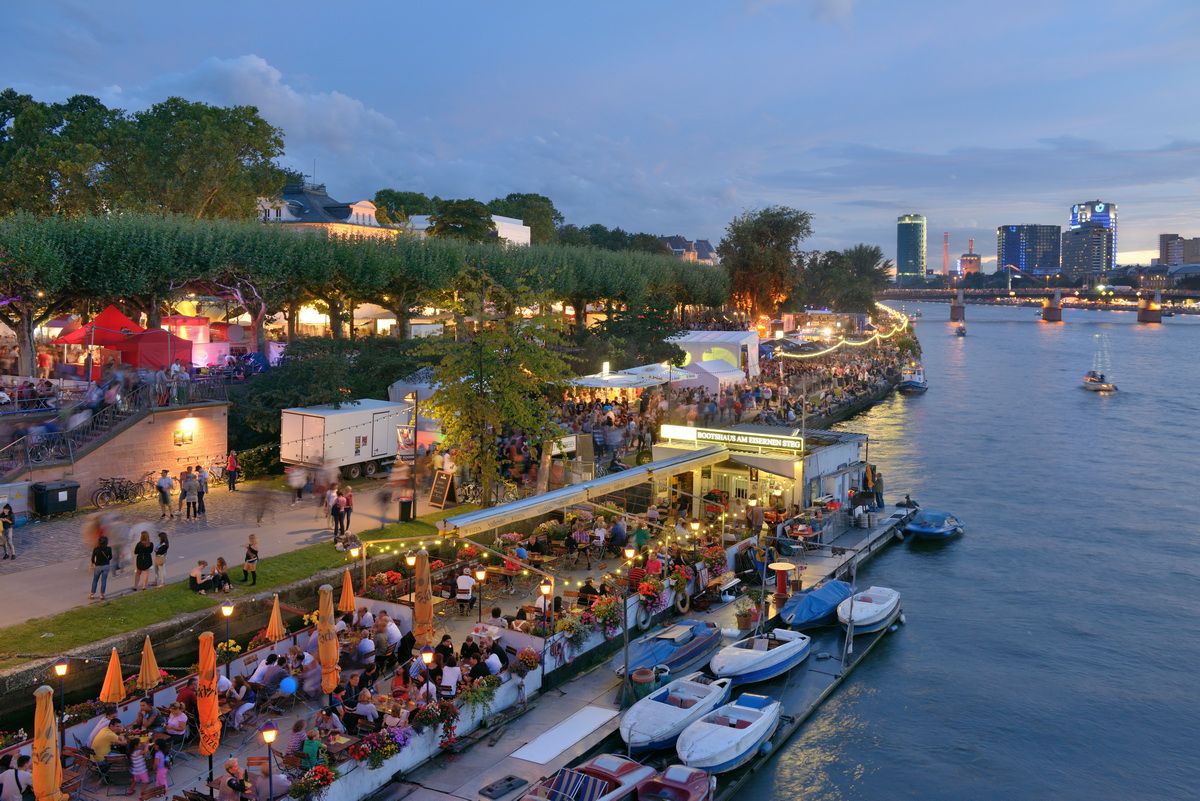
(996, 224, 1061, 276)
(896, 213, 926, 282)
(1063, 200, 1117, 274)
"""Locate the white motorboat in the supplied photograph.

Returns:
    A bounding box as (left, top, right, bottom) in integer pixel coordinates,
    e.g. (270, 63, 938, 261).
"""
(1083, 334, 1118, 392)
(837, 586, 901, 634)
(619, 672, 733, 753)
(708, 628, 811, 685)
(1082, 371, 1116, 392)
(675, 694, 781, 774)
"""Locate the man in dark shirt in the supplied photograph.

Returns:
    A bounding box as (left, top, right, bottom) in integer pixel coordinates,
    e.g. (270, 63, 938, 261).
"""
(175, 678, 198, 718)
(577, 578, 600, 607)
(467, 654, 491, 681)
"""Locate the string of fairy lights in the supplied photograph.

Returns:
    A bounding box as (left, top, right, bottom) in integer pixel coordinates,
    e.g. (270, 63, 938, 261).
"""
(775, 303, 910, 361)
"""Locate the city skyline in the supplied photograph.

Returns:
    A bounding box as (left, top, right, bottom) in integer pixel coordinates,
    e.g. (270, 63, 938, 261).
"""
(3, 2, 1199, 265)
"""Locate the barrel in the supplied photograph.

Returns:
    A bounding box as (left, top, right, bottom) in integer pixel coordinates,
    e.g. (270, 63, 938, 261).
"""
(630, 668, 658, 699)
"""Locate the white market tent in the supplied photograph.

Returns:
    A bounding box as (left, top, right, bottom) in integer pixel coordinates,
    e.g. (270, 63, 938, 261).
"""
(570, 362, 698, 391)
(620, 363, 698, 384)
(672, 360, 747, 393)
(668, 330, 761, 378)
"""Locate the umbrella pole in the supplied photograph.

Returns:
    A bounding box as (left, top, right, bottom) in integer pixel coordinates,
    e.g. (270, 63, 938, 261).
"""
(208, 755, 214, 798)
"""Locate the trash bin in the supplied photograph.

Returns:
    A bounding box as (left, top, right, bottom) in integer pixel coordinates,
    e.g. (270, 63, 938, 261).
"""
(398, 499, 415, 522)
(30, 480, 81, 516)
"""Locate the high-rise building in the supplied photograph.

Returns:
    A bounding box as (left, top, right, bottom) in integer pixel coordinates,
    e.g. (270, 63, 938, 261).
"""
(896, 214, 926, 282)
(959, 239, 981, 275)
(996, 224, 1061, 276)
(1061, 225, 1113, 276)
(1159, 233, 1200, 266)
(1066, 200, 1117, 273)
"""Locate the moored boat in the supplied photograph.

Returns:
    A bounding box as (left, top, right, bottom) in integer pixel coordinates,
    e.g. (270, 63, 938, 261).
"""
(708, 628, 811, 685)
(904, 509, 964, 540)
(519, 754, 655, 801)
(635, 766, 714, 801)
(897, 362, 928, 394)
(779, 580, 853, 629)
(676, 694, 781, 774)
(610, 619, 722, 677)
(620, 672, 733, 753)
(837, 586, 901, 635)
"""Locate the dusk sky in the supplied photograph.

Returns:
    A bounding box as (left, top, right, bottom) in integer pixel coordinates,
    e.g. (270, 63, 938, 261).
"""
(4, 0, 1199, 267)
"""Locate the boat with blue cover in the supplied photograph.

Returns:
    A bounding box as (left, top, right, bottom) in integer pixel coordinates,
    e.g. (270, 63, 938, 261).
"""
(779, 580, 853, 629)
(903, 509, 964, 540)
(611, 619, 722, 676)
(897, 362, 928, 394)
(675, 694, 781, 774)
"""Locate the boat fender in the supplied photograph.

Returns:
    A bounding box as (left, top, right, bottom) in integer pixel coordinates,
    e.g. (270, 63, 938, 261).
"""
(815, 652, 832, 661)
(898, 612, 906, 625)
(889, 624, 899, 632)
(675, 591, 691, 613)
(720, 627, 742, 639)
(893, 529, 905, 542)
(635, 606, 653, 631)
(760, 740, 775, 756)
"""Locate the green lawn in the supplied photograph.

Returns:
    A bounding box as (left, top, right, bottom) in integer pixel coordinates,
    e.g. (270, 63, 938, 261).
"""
(0, 507, 473, 669)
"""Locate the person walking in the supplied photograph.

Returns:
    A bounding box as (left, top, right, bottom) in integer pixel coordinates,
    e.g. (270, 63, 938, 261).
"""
(132, 531, 154, 591)
(90, 535, 113, 600)
(331, 490, 346, 540)
(287, 466, 306, 505)
(0, 503, 14, 560)
(153, 532, 169, 587)
(181, 470, 200, 520)
(196, 464, 209, 517)
(225, 450, 239, 491)
(241, 534, 258, 585)
(156, 470, 176, 520)
(342, 486, 354, 533)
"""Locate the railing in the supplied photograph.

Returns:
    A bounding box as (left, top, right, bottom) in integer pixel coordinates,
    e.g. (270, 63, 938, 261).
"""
(0, 377, 228, 482)
(0, 387, 89, 417)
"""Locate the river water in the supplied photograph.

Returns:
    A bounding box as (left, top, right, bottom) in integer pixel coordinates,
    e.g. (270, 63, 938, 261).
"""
(748, 302, 1200, 800)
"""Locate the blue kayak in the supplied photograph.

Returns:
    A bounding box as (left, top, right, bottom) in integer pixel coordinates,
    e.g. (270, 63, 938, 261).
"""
(779, 580, 853, 629)
(610, 619, 722, 676)
(904, 509, 964, 540)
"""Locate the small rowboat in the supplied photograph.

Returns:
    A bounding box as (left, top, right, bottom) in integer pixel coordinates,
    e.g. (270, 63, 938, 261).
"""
(708, 628, 811, 685)
(676, 694, 781, 774)
(904, 510, 964, 541)
(635, 765, 714, 801)
(620, 672, 733, 752)
(837, 586, 901, 635)
(519, 754, 655, 801)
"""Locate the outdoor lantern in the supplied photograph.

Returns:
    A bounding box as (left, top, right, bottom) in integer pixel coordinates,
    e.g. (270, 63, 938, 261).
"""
(53, 658, 68, 678)
(475, 567, 487, 583)
(221, 601, 235, 618)
(259, 721, 278, 745)
(623, 546, 636, 560)
(539, 579, 552, 596)
(690, 519, 700, 532)
(349, 546, 361, 559)
(405, 551, 418, 567)
(421, 646, 435, 666)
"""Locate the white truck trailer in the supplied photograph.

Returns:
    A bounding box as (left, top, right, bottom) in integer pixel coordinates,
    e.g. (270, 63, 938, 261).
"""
(279, 399, 409, 479)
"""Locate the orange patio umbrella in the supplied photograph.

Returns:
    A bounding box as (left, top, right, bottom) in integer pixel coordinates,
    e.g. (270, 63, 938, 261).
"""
(265, 594, 287, 642)
(196, 632, 222, 759)
(32, 685, 66, 801)
(413, 549, 434, 648)
(317, 585, 341, 695)
(338, 568, 356, 615)
(98, 647, 125, 704)
(137, 636, 161, 692)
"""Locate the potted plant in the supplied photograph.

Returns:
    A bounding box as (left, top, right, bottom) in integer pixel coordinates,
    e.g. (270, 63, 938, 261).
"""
(734, 596, 754, 630)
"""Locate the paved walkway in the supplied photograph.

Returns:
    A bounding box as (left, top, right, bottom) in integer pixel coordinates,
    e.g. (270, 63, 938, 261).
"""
(0, 481, 440, 626)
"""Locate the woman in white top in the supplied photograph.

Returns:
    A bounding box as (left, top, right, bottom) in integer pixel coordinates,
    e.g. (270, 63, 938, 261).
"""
(439, 655, 462, 699)
(354, 691, 379, 725)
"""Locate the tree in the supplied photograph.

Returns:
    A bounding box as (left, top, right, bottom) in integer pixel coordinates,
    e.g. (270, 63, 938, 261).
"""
(838, 244, 893, 312)
(0, 214, 70, 376)
(108, 97, 286, 219)
(429, 199, 497, 242)
(591, 294, 685, 369)
(717, 206, 813, 317)
(373, 189, 438, 224)
(487, 193, 563, 244)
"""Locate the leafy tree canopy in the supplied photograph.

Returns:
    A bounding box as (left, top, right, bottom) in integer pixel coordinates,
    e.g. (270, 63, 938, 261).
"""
(430, 199, 497, 243)
(373, 188, 439, 224)
(486, 192, 563, 245)
(717, 205, 812, 318)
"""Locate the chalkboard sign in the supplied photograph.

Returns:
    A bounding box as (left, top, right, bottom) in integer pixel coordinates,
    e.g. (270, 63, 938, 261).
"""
(429, 470, 453, 509)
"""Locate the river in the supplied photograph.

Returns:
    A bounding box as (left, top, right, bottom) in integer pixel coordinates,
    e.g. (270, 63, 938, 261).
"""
(747, 302, 1200, 800)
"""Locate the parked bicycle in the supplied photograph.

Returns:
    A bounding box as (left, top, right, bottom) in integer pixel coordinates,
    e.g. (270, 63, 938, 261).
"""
(92, 471, 157, 508)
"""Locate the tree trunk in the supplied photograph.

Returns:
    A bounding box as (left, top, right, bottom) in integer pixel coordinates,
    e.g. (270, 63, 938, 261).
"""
(252, 307, 267, 357)
(573, 297, 587, 335)
(536, 443, 553, 495)
(327, 298, 344, 340)
(147, 296, 162, 329)
(16, 309, 36, 377)
(284, 302, 298, 342)
(391, 305, 409, 339)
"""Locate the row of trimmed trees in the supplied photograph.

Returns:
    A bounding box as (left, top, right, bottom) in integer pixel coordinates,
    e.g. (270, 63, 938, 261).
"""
(0, 213, 728, 376)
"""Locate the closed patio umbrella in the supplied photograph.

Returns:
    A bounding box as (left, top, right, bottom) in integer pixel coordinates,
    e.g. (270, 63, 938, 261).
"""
(338, 569, 356, 614)
(413, 549, 434, 648)
(317, 585, 341, 695)
(197, 632, 222, 788)
(98, 647, 125, 704)
(137, 636, 161, 692)
(265, 594, 287, 642)
(32, 685, 66, 801)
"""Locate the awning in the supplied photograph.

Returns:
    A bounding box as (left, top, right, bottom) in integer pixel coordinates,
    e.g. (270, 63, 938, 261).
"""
(443, 445, 729, 538)
(729, 453, 798, 480)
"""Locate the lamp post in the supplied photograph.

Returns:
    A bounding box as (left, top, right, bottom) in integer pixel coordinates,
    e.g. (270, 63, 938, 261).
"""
(259, 721, 277, 801)
(689, 518, 701, 563)
(474, 566, 487, 623)
(405, 551, 417, 568)
(620, 545, 636, 708)
(539, 578, 552, 628)
(53, 658, 68, 755)
(349, 545, 367, 589)
(220, 602, 235, 678)
(420, 645, 434, 669)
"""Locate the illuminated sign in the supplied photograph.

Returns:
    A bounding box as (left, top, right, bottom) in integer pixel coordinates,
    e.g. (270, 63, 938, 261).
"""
(660, 425, 804, 453)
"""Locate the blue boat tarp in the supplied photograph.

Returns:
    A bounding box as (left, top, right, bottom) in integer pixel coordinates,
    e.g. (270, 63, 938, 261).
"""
(609, 619, 706, 673)
(905, 509, 959, 533)
(780, 580, 853, 628)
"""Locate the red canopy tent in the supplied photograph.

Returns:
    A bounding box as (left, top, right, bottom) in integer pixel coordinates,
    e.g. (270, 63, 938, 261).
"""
(112, 330, 192, 371)
(54, 305, 144, 346)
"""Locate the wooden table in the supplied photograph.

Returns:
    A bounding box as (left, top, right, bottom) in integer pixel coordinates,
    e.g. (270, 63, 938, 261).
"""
(395, 593, 446, 609)
(325, 733, 359, 756)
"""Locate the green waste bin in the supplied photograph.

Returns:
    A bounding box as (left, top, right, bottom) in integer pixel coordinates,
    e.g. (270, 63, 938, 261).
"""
(30, 480, 80, 515)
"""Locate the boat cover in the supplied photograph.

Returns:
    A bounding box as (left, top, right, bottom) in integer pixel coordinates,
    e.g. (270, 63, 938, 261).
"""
(780, 580, 852, 627)
(619, 620, 704, 671)
(906, 510, 956, 531)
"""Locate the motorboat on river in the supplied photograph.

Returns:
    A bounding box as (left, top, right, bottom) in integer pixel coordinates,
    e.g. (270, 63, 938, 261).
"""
(619, 671, 733, 752)
(611, 620, 722, 677)
(897, 362, 928, 394)
(634, 766, 714, 801)
(837, 586, 901, 635)
(1084, 334, 1118, 392)
(675, 694, 782, 774)
(1082, 371, 1117, 392)
(904, 509, 964, 541)
(520, 754, 655, 801)
(779, 580, 853, 629)
(955, 324, 967, 337)
(709, 628, 811, 684)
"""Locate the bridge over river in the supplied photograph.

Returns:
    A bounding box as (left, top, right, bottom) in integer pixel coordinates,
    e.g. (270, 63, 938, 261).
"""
(880, 287, 1200, 323)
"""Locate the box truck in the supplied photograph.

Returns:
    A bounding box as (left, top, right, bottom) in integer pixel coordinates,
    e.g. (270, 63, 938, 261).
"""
(279, 399, 410, 479)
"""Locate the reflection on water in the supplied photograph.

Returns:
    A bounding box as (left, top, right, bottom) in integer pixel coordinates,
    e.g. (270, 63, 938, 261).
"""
(748, 303, 1200, 801)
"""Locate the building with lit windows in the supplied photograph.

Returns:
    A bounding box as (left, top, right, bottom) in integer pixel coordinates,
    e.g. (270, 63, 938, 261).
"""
(996, 224, 1061, 276)
(1063, 200, 1117, 275)
(896, 213, 926, 283)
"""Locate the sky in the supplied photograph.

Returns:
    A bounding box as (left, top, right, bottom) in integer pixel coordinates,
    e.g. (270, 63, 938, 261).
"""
(3, 0, 1200, 269)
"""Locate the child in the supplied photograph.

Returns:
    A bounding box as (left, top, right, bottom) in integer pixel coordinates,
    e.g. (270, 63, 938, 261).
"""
(129, 737, 150, 794)
(153, 739, 171, 791)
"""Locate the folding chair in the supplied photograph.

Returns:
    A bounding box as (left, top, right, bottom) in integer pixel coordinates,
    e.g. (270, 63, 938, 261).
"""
(140, 787, 166, 801)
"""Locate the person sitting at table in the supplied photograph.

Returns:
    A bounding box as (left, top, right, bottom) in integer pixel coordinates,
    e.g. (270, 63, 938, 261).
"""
(300, 730, 326, 769)
(259, 655, 288, 692)
(456, 567, 477, 614)
(466, 653, 491, 681)
(355, 691, 380, 730)
(0, 755, 33, 801)
(459, 635, 481, 663)
(381, 700, 406, 729)
(413, 669, 438, 704)
(176, 677, 199, 718)
(510, 609, 532, 633)
(285, 720, 307, 755)
(344, 672, 363, 704)
(439, 655, 462, 699)
(251, 759, 291, 801)
(90, 718, 128, 767)
(483, 649, 503, 676)
(248, 653, 276, 685)
(328, 685, 347, 717)
(188, 560, 213, 594)
(131, 698, 164, 735)
(164, 703, 189, 746)
(378, 612, 403, 647)
(335, 613, 351, 634)
(313, 706, 345, 737)
(483, 636, 509, 670)
(229, 676, 256, 730)
(355, 606, 375, 629)
(211, 557, 233, 593)
(87, 705, 118, 746)
(354, 629, 376, 667)
(487, 607, 508, 628)
(217, 758, 253, 801)
(359, 661, 380, 693)
(578, 578, 600, 607)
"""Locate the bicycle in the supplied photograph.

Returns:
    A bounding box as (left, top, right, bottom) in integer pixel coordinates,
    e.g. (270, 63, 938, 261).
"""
(92, 475, 149, 508)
